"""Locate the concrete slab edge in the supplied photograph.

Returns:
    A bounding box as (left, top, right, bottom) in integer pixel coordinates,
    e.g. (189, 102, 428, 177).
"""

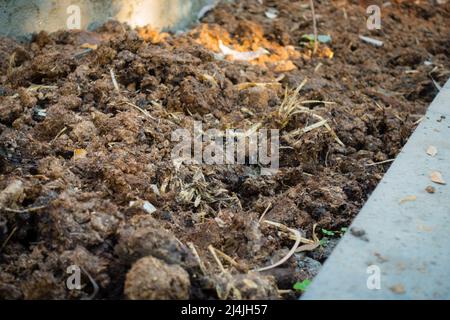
(302, 79, 450, 300)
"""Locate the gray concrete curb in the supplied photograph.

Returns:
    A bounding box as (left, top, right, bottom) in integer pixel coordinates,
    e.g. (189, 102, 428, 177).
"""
(302, 79, 450, 300)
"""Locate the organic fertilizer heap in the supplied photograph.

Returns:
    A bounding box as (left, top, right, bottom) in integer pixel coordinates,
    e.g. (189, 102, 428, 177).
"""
(0, 0, 449, 300)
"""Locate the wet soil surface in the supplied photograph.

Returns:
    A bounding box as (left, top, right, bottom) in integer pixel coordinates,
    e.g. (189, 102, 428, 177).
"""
(0, 0, 449, 299)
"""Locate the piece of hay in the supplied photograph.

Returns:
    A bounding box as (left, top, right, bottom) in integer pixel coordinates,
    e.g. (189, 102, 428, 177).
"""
(254, 220, 302, 272)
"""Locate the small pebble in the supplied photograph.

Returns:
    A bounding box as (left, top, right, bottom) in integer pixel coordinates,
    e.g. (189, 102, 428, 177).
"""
(390, 284, 406, 294)
(425, 186, 436, 194)
(350, 227, 365, 237)
(350, 227, 369, 241)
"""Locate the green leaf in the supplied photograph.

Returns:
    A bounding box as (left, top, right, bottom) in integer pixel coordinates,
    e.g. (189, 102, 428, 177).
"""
(301, 34, 315, 42)
(293, 279, 312, 292)
(319, 238, 328, 246)
(321, 228, 335, 236)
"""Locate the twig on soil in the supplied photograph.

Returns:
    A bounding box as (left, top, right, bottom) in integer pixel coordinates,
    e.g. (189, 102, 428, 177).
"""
(23, 175, 50, 181)
(414, 116, 425, 125)
(287, 110, 337, 142)
(278, 79, 344, 147)
(296, 242, 321, 253)
(235, 82, 281, 91)
(300, 100, 336, 105)
(27, 84, 58, 92)
(219, 277, 243, 301)
(359, 35, 384, 47)
(207, 245, 243, 300)
(309, 0, 318, 55)
(150, 100, 183, 124)
(208, 245, 226, 274)
(232, 193, 243, 211)
(213, 247, 246, 271)
(109, 68, 120, 92)
(200, 73, 219, 87)
(258, 202, 273, 223)
(278, 289, 293, 295)
(7, 52, 16, 78)
(374, 101, 384, 111)
(73, 48, 93, 59)
(50, 126, 67, 144)
(314, 62, 323, 73)
(119, 100, 157, 120)
(365, 159, 395, 167)
(295, 224, 321, 253)
(1, 205, 47, 214)
(275, 74, 285, 82)
(285, 223, 318, 246)
(190, 242, 245, 300)
(278, 79, 307, 123)
(254, 220, 302, 272)
(0, 225, 18, 253)
(291, 119, 328, 136)
(187, 242, 208, 275)
(430, 77, 442, 91)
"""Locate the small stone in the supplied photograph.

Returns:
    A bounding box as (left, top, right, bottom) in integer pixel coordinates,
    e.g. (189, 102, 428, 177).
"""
(390, 283, 406, 294)
(295, 254, 322, 278)
(265, 8, 279, 19)
(350, 227, 365, 237)
(374, 252, 389, 263)
(425, 186, 436, 194)
(0, 180, 24, 208)
(307, 238, 339, 261)
(142, 201, 157, 214)
(350, 227, 369, 241)
(150, 184, 160, 196)
(32, 107, 47, 122)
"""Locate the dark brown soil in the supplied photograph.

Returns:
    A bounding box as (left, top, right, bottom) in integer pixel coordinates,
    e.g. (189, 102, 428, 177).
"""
(0, 0, 449, 300)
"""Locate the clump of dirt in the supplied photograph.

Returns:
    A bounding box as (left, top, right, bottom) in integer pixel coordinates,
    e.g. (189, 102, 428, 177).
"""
(213, 272, 279, 300)
(0, 0, 449, 300)
(125, 256, 191, 300)
(115, 215, 193, 266)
